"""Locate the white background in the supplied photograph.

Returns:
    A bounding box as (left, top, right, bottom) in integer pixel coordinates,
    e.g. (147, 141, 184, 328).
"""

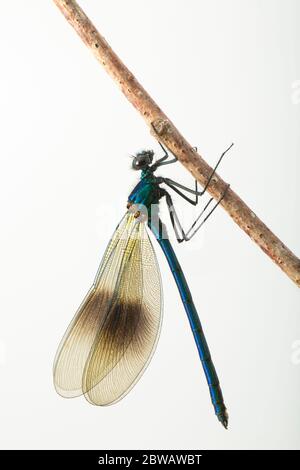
(0, 0, 299, 450)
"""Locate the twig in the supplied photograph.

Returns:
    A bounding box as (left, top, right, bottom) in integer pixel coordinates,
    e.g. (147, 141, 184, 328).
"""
(53, 0, 300, 288)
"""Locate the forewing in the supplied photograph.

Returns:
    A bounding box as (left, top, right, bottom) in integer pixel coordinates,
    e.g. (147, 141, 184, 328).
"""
(53, 214, 136, 397)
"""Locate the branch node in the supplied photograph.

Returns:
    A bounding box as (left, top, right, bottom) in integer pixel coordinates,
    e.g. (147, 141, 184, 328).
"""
(151, 118, 172, 137)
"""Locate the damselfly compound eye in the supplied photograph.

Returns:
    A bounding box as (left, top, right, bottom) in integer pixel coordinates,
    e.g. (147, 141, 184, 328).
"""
(132, 150, 154, 170)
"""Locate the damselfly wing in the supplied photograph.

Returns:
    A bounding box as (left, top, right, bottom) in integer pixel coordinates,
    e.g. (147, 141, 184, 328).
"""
(53, 213, 162, 405)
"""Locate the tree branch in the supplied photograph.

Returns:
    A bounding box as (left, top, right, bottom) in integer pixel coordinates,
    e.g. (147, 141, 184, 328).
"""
(53, 0, 300, 288)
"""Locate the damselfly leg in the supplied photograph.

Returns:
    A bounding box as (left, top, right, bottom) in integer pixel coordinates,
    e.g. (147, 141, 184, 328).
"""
(161, 143, 233, 241)
(163, 179, 199, 205)
(162, 142, 234, 198)
(164, 185, 230, 242)
(151, 142, 178, 170)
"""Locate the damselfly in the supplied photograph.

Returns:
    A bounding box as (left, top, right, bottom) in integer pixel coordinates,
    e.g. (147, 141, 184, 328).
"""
(53, 143, 233, 428)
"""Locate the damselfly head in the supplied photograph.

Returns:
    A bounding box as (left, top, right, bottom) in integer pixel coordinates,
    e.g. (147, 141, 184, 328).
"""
(132, 150, 154, 170)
